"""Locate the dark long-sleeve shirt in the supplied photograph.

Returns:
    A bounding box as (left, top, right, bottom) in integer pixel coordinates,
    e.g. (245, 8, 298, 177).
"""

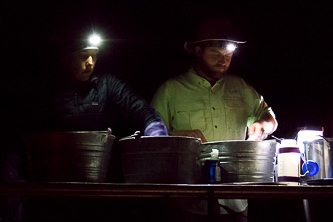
(24, 73, 162, 134)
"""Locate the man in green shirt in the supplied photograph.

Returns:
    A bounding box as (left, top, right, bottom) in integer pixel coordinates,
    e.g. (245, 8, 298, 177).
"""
(151, 18, 278, 221)
(151, 18, 277, 142)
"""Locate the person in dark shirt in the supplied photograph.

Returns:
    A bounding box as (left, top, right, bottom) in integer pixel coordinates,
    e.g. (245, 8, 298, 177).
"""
(25, 28, 167, 136)
(1, 25, 168, 222)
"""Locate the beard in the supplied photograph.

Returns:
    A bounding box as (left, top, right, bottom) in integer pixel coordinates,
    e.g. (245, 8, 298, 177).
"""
(198, 59, 228, 80)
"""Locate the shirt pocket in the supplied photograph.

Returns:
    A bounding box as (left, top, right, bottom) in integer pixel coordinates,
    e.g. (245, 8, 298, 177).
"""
(223, 99, 248, 130)
(173, 99, 207, 131)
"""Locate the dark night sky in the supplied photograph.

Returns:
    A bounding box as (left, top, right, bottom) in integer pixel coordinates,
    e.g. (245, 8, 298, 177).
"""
(1, 0, 332, 138)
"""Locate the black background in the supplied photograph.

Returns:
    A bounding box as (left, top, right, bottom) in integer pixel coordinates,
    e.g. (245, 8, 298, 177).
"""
(1, 0, 332, 139)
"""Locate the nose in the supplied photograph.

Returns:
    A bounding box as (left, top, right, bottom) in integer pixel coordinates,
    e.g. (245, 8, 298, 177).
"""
(86, 56, 94, 66)
(218, 55, 226, 65)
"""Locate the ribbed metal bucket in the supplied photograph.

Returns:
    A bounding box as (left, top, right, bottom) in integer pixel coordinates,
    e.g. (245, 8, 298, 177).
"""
(24, 130, 116, 182)
(199, 140, 277, 183)
(118, 134, 201, 184)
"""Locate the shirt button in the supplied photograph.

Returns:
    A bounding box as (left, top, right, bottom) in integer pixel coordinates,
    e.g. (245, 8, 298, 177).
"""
(215, 125, 218, 128)
(212, 107, 215, 110)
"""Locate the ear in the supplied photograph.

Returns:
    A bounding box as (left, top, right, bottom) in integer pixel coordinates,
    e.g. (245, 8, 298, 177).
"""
(194, 46, 203, 57)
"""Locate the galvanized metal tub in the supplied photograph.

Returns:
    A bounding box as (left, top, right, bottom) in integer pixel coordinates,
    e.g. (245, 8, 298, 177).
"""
(24, 130, 116, 182)
(199, 140, 277, 183)
(118, 134, 201, 184)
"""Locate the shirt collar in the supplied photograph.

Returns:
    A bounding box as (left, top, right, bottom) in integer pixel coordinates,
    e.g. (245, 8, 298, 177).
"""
(90, 75, 98, 84)
(188, 66, 207, 86)
(188, 66, 223, 88)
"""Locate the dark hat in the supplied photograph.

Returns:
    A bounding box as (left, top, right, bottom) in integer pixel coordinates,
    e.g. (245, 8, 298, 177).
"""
(184, 18, 246, 53)
(51, 25, 100, 58)
(53, 34, 99, 58)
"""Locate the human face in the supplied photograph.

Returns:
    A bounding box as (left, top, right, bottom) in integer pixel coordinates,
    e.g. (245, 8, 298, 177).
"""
(195, 46, 233, 82)
(62, 49, 98, 81)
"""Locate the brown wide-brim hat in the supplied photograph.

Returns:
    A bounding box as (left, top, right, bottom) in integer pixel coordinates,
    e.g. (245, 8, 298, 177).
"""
(184, 18, 246, 54)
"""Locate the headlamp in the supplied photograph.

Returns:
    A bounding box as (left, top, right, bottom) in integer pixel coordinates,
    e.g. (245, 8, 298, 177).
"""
(88, 34, 101, 47)
(226, 43, 237, 52)
(200, 40, 237, 52)
(82, 34, 102, 51)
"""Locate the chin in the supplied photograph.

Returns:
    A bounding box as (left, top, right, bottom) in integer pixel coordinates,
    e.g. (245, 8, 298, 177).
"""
(216, 69, 228, 75)
(79, 73, 93, 81)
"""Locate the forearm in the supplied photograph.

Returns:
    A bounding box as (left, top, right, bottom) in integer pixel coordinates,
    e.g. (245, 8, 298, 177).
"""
(248, 113, 278, 140)
(257, 113, 278, 134)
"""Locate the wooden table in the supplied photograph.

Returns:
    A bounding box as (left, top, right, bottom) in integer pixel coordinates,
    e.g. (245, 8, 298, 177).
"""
(1, 182, 332, 222)
(0, 182, 332, 199)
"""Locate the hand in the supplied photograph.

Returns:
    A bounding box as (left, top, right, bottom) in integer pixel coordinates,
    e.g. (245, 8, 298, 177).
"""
(144, 121, 169, 136)
(247, 122, 268, 141)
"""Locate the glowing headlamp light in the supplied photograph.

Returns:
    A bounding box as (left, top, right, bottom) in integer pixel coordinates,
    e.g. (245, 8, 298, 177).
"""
(226, 43, 237, 52)
(88, 34, 101, 47)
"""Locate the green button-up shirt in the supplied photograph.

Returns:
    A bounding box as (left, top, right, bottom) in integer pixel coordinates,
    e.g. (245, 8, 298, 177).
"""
(151, 67, 275, 141)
